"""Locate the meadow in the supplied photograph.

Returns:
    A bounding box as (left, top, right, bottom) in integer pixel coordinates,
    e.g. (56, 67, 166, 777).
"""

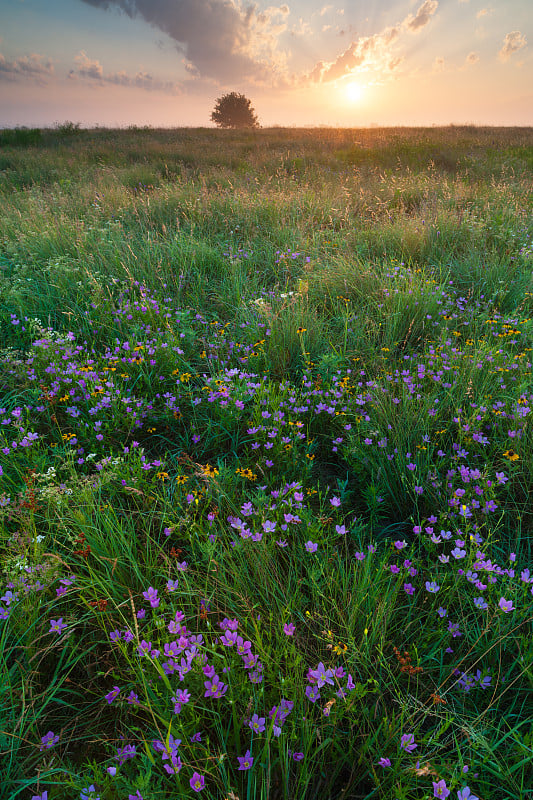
(0, 124, 532, 800)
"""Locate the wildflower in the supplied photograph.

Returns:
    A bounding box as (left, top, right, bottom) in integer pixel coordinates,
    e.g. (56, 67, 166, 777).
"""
(330, 496, 341, 507)
(237, 749, 254, 770)
(189, 772, 205, 792)
(31, 793, 48, 800)
(425, 581, 440, 593)
(105, 686, 120, 704)
(80, 786, 100, 800)
(142, 586, 160, 608)
(457, 788, 478, 800)
(498, 597, 514, 612)
(404, 583, 415, 595)
(39, 731, 59, 751)
(305, 541, 318, 553)
(433, 779, 450, 798)
(400, 733, 417, 753)
(309, 662, 335, 688)
(128, 793, 144, 800)
(49, 618, 67, 635)
(305, 685, 321, 702)
(248, 714, 266, 733)
(283, 622, 296, 636)
(378, 757, 391, 768)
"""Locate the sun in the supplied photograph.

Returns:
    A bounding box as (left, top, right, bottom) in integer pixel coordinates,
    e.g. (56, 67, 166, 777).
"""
(345, 82, 364, 103)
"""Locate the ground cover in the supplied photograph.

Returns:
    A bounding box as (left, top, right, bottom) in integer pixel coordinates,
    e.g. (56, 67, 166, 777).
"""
(0, 125, 532, 800)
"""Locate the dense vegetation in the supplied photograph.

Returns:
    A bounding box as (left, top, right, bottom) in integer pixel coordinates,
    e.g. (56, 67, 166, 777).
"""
(0, 125, 532, 800)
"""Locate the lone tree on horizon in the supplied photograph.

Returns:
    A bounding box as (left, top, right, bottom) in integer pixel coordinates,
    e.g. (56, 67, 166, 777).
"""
(210, 92, 259, 129)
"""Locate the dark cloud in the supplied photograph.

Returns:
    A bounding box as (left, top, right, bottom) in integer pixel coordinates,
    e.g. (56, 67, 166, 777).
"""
(80, 0, 286, 83)
(404, 0, 438, 33)
(498, 31, 527, 62)
(0, 52, 54, 84)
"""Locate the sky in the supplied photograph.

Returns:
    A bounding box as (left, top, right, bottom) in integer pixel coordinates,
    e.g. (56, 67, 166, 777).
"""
(0, 0, 531, 127)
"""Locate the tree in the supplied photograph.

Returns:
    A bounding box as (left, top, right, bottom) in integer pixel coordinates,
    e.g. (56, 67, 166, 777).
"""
(210, 92, 259, 129)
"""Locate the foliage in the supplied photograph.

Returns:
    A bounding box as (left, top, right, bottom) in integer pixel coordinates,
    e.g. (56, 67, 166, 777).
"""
(210, 92, 259, 129)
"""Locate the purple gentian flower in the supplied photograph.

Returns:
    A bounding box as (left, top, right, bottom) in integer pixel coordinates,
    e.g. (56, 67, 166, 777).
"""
(39, 731, 59, 751)
(237, 749, 254, 770)
(433, 779, 450, 798)
(498, 597, 514, 612)
(400, 733, 417, 752)
(283, 622, 296, 636)
(189, 772, 205, 792)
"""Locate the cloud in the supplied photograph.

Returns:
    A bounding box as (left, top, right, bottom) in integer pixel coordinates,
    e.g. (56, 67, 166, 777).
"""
(404, 0, 439, 33)
(464, 51, 479, 66)
(498, 31, 527, 62)
(476, 8, 492, 18)
(68, 51, 181, 93)
(307, 0, 437, 87)
(0, 52, 54, 84)
(433, 56, 445, 71)
(80, 0, 290, 84)
(311, 26, 400, 83)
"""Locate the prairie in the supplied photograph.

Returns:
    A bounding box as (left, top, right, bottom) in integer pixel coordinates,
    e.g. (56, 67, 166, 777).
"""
(0, 125, 532, 800)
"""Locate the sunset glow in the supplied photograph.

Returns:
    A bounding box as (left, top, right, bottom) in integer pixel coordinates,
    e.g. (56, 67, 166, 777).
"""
(0, 0, 531, 127)
(344, 82, 364, 103)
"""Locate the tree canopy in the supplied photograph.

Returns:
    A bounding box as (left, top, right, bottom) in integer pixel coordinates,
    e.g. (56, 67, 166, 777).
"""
(210, 92, 259, 129)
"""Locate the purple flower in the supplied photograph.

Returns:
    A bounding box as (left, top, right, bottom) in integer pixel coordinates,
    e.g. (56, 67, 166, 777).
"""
(80, 787, 100, 800)
(249, 713, 266, 733)
(433, 779, 450, 798)
(39, 731, 59, 751)
(425, 581, 440, 593)
(283, 622, 296, 636)
(378, 757, 391, 768)
(403, 583, 415, 595)
(330, 496, 341, 507)
(189, 772, 205, 792)
(292, 752, 304, 761)
(305, 685, 321, 702)
(237, 749, 254, 770)
(142, 586, 160, 608)
(400, 733, 417, 753)
(204, 676, 228, 698)
(309, 662, 335, 688)
(49, 618, 67, 635)
(31, 793, 48, 800)
(128, 793, 144, 800)
(305, 541, 318, 553)
(457, 788, 478, 800)
(105, 686, 120, 704)
(498, 597, 514, 613)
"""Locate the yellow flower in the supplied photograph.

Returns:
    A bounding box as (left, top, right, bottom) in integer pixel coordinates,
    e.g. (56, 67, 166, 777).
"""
(503, 450, 519, 461)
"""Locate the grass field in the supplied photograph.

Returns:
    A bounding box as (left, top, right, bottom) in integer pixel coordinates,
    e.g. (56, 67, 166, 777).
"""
(0, 125, 532, 800)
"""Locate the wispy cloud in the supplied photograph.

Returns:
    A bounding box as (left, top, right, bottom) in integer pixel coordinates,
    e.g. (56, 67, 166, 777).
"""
(0, 52, 54, 84)
(404, 0, 439, 33)
(80, 0, 290, 84)
(498, 31, 527, 62)
(476, 8, 493, 19)
(68, 51, 181, 93)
